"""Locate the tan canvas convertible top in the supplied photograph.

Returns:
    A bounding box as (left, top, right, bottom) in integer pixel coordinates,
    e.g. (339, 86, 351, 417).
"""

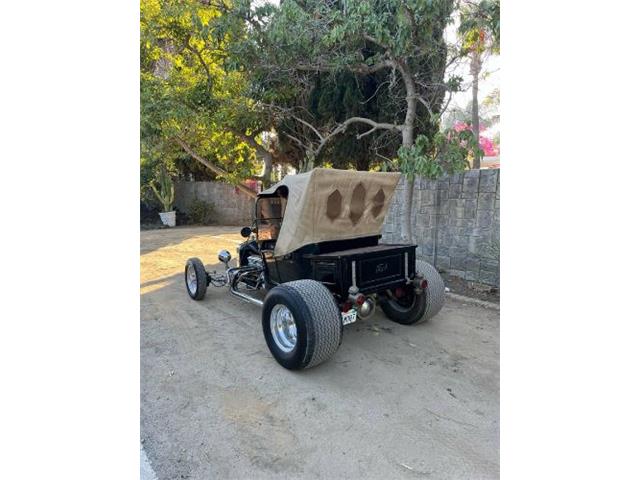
(259, 168, 401, 257)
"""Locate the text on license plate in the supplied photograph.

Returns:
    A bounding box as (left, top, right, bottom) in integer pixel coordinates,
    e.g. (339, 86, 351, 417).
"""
(341, 309, 357, 325)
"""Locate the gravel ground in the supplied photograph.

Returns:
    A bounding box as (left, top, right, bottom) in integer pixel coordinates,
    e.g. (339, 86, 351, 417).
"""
(141, 226, 500, 479)
(441, 273, 500, 304)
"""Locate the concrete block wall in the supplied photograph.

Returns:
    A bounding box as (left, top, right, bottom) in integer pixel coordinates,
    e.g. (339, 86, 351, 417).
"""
(382, 169, 500, 287)
(174, 181, 254, 225)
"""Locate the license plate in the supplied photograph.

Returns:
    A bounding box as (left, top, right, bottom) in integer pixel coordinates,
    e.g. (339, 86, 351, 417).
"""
(341, 309, 357, 325)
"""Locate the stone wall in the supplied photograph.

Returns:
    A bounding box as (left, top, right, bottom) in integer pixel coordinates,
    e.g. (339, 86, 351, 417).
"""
(174, 181, 254, 225)
(382, 169, 500, 287)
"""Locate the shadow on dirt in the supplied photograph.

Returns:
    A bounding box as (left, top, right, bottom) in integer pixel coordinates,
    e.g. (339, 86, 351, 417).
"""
(139, 235, 500, 480)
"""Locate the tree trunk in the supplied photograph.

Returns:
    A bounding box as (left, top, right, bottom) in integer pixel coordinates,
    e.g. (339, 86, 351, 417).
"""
(398, 61, 417, 244)
(254, 147, 273, 189)
(400, 127, 415, 243)
(471, 50, 482, 169)
(301, 150, 315, 172)
(261, 152, 272, 188)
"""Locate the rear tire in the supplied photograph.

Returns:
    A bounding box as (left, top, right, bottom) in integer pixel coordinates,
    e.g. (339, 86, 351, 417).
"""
(381, 260, 445, 325)
(185, 257, 208, 300)
(262, 280, 343, 370)
(419, 260, 446, 321)
(380, 286, 427, 325)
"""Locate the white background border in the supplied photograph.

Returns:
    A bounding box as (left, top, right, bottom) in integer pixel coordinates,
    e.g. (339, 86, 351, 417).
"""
(0, 1, 639, 478)
(1, 1, 139, 478)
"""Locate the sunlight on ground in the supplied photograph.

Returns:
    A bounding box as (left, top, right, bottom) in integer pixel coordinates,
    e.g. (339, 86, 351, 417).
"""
(140, 227, 244, 290)
(140, 279, 171, 295)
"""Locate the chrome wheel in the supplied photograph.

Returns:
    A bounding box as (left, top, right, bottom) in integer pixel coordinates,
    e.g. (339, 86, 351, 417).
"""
(270, 304, 297, 353)
(187, 263, 198, 295)
(388, 289, 418, 312)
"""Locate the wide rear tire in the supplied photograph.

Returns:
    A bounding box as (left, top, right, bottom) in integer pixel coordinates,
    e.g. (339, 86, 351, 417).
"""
(381, 260, 445, 325)
(262, 280, 343, 370)
(419, 260, 446, 320)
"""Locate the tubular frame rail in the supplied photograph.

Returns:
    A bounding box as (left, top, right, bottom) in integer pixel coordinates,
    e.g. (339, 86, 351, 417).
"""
(227, 265, 264, 307)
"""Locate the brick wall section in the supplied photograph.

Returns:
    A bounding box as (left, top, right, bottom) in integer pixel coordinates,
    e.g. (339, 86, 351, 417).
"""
(382, 169, 500, 287)
(174, 181, 254, 225)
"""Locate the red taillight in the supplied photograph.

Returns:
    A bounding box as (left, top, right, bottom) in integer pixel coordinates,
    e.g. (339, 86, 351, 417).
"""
(342, 302, 353, 313)
(355, 294, 366, 306)
(420, 279, 428, 289)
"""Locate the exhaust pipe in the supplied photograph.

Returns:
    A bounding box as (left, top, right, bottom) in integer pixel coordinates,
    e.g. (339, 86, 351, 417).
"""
(348, 286, 376, 319)
(357, 296, 376, 319)
(228, 266, 264, 307)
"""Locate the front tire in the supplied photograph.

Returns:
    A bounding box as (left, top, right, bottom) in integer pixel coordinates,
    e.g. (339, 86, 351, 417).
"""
(381, 260, 445, 325)
(262, 280, 343, 370)
(185, 257, 208, 300)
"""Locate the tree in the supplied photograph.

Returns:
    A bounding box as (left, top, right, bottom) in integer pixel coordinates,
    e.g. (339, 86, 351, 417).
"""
(252, 0, 458, 241)
(140, 0, 279, 195)
(140, 0, 492, 239)
(458, 0, 500, 168)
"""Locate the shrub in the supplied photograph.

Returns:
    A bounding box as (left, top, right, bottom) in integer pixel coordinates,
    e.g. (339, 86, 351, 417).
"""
(187, 198, 216, 225)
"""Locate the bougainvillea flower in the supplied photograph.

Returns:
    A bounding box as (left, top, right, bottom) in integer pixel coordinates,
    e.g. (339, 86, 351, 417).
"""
(479, 136, 498, 156)
(453, 121, 469, 132)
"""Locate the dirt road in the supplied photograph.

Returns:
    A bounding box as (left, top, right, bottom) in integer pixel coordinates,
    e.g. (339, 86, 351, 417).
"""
(141, 226, 499, 479)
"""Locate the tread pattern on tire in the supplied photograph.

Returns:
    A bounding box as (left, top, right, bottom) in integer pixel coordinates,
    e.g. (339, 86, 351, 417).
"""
(185, 257, 207, 301)
(280, 280, 343, 368)
(418, 260, 445, 321)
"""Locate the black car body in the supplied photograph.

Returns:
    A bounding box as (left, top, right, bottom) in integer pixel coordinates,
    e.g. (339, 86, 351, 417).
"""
(185, 168, 445, 369)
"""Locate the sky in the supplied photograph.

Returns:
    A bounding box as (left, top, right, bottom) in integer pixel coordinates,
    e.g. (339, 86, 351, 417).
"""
(444, 15, 501, 145)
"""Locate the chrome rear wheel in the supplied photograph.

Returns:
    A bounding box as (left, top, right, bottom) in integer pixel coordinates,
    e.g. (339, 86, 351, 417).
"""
(269, 304, 297, 353)
(262, 280, 343, 370)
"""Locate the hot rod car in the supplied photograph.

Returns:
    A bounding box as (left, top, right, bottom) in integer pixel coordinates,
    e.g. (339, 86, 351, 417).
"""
(184, 168, 445, 370)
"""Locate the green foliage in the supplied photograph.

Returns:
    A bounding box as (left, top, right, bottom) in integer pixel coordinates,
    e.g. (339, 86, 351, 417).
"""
(140, 141, 174, 208)
(140, 0, 263, 185)
(187, 198, 216, 225)
(273, 0, 453, 60)
(254, 0, 456, 171)
(459, 0, 500, 54)
(139, 0, 490, 181)
(308, 72, 386, 170)
(394, 130, 482, 180)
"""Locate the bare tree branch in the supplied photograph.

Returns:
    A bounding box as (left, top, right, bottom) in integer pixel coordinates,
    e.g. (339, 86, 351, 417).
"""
(296, 58, 394, 75)
(184, 39, 213, 92)
(173, 136, 257, 198)
(356, 126, 378, 140)
(289, 114, 324, 141)
(439, 91, 454, 120)
(416, 95, 435, 117)
(284, 133, 306, 149)
(363, 33, 390, 50)
(316, 116, 403, 156)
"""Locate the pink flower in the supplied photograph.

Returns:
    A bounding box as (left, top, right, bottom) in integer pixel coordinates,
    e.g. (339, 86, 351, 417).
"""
(453, 121, 470, 133)
(453, 121, 488, 133)
(479, 136, 498, 156)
